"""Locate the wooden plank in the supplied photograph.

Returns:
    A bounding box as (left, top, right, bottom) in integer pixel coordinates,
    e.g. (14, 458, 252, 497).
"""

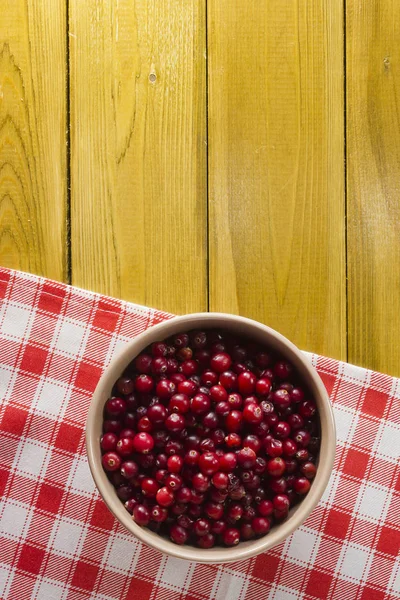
(0, 1, 67, 279)
(347, 1, 400, 376)
(70, 0, 207, 314)
(208, 0, 346, 359)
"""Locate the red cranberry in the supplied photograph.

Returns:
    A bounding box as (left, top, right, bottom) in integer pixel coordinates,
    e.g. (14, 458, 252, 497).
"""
(190, 490, 206, 505)
(177, 347, 193, 361)
(198, 452, 220, 476)
(285, 458, 297, 473)
(270, 477, 287, 494)
(192, 472, 210, 492)
(203, 412, 218, 429)
(300, 462, 317, 479)
(237, 447, 257, 468)
(204, 502, 224, 520)
(137, 416, 153, 432)
(216, 401, 230, 417)
(210, 520, 226, 535)
(210, 353, 232, 373)
(199, 438, 215, 453)
(151, 357, 168, 375)
(241, 523, 255, 540)
(254, 456, 267, 475)
(258, 499, 273, 517)
(151, 505, 168, 522)
(141, 478, 159, 496)
(274, 361, 293, 379)
(147, 404, 167, 424)
(103, 419, 122, 434)
(197, 533, 215, 548)
(233, 362, 248, 375)
(181, 360, 198, 377)
(293, 477, 311, 495)
(116, 377, 135, 396)
(132, 432, 154, 454)
(188, 505, 203, 519)
(243, 403, 263, 425)
(120, 460, 139, 479)
(175, 486, 191, 503)
(255, 377, 272, 396)
(132, 504, 150, 526)
(195, 349, 211, 368)
(177, 380, 198, 397)
(266, 413, 279, 428)
(102, 452, 121, 471)
(176, 515, 193, 531)
(173, 333, 189, 348)
(135, 375, 154, 394)
(151, 342, 168, 357)
(116, 437, 134, 457)
(229, 484, 246, 500)
(211, 428, 225, 445)
(290, 387, 305, 403)
(124, 498, 137, 514)
(184, 450, 200, 466)
(165, 413, 185, 432)
(266, 457, 286, 477)
(296, 449, 310, 462)
(155, 379, 176, 400)
(225, 433, 241, 448)
(273, 494, 290, 512)
(231, 345, 247, 362)
(166, 358, 179, 373)
(219, 371, 238, 391)
(237, 371, 257, 395)
(282, 439, 297, 456)
(167, 455, 183, 474)
(294, 429, 311, 448)
(170, 524, 188, 545)
(227, 393, 243, 409)
(169, 393, 190, 414)
(170, 373, 186, 385)
(155, 469, 168, 484)
(227, 503, 243, 522)
(253, 421, 270, 438)
(165, 473, 183, 490)
(153, 430, 170, 448)
(264, 438, 283, 457)
(219, 452, 237, 472)
(252, 517, 270, 535)
(223, 527, 240, 546)
(165, 440, 184, 455)
(193, 518, 210, 536)
(135, 354, 152, 374)
(201, 370, 218, 387)
(226, 410, 242, 432)
(156, 486, 174, 506)
(211, 471, 229, 490)
(191, 393, 211, 414)
(274, 421, 291, 439)
(299, 400, 317, 418)
(105, 397, 126, 418)
(271, 389, 291, 410)
(101, 432, 118, 452)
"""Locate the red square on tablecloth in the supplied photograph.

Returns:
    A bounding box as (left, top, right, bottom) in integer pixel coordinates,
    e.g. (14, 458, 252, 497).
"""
(54, 423, 83, 454)
(90, 498, 116, 531)
(376, 525, 400, 556)
(1, 405, 29, 436)
(360, 587, 386, 600)
(38, 283, 66, 314)
(305, 568, 332, 599)
(126, 577, 153, 600)
(92, 300, 121, 332)
(20, 344, 48, 375)
(343, 447, 370, 479)
(252, 553, 280, 582)
(71, 561, 99, 591)
(324, 508, 352, 539)
(36, 483, 64, 514)
(17, 544, 45, 574)
(74, 361, 102, 392)
(362, 389, 387, 419)
(0, 467, 9, 495)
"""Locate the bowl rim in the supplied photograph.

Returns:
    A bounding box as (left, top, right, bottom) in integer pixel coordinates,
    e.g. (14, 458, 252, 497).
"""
(86, 312, 336, 563)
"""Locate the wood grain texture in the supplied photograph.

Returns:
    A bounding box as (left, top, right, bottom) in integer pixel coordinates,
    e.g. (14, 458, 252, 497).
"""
(347, 1, 400, 376)
(70, 0, 207, 314)
(208, 0, 346, 359)
(0, 1, 67, 279)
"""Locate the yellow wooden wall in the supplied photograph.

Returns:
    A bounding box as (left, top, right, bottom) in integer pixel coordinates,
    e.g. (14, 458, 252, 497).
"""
(1, 0, 399, 377)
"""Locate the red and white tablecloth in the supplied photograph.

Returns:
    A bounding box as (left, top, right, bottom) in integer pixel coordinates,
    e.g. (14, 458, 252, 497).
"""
(0, 267, 399, 600)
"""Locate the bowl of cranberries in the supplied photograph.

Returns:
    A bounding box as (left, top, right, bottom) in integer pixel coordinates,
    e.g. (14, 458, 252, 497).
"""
(86, 313, 335, 563)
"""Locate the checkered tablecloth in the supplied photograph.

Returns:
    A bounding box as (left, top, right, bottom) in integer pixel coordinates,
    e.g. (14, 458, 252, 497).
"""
(0, 268, 399, 600)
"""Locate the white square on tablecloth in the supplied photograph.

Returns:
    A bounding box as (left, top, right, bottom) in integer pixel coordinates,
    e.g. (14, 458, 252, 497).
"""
(33, 578, 64, 600)
(105, 535, 140, 572)
(333, 405, 358, 445)
(0, 501, 32, 539)
(356, 482, 391, 522)
(16, 439, 49, 478)
(51, 518, 86, 557)
(159, 556, 193, 590)
(0, 303, 34, 338)
(375, 422, 400, 461)
(341, 363, 370, 385)
(0, 564, 14, 598)
(285, 527, 320, 565)
(212, 571, 249, 600)
(338, 542, 373, 582)
(53, 318, 89, 356)
(34, 379, 70, 419)
(269, 585, 302, 600)
(68, 456, 97, 495)
(0, 365, 16, 399)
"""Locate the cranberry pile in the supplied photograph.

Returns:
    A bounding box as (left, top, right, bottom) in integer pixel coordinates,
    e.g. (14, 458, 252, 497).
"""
(100, 330, 320, 548)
